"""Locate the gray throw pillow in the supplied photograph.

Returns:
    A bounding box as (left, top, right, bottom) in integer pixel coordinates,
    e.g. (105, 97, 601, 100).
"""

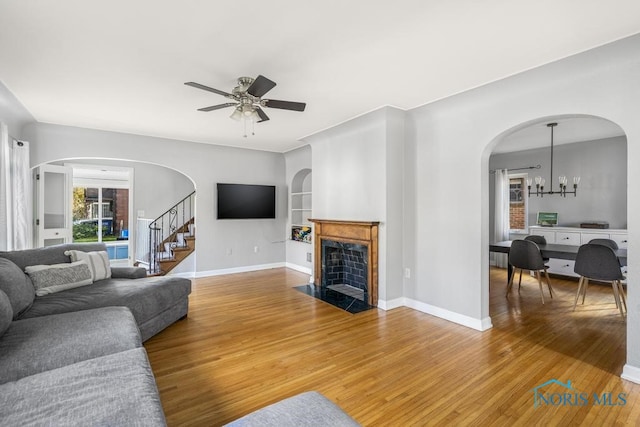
(0, 257, 35, 319)
(64, 250, 111, 281)
(0, 289, 12, 336)
(25, 261, 93, 296)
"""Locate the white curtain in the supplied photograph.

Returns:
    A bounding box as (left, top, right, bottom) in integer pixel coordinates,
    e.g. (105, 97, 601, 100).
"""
(0, 122, 32, 250)
(494, 169, 510, 268)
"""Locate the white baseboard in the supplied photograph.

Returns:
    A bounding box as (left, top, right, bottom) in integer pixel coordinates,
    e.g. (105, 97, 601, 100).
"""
(377, 297, 493, 331)
(167, 271, 196, 279)
(621, 364, 640, 384)
(285, 262, 312, 275)
(195, 262, 286, 278)
(377, 297, 405, 311)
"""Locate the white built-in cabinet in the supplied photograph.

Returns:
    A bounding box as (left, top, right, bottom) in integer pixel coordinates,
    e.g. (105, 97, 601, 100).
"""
(528, 226, 628, 277)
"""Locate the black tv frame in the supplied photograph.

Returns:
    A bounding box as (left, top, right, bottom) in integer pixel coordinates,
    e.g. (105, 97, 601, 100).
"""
(216, 183, 276, 220)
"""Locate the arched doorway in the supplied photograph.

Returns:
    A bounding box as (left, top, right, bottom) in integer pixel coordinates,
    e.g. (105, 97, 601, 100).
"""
(485, 114, 627, 368)
(33, 157, 196, 273)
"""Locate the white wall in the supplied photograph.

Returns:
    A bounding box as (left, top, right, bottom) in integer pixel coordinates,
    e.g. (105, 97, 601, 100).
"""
(0, 81, 33, 140)
(23, 122, 287, 273)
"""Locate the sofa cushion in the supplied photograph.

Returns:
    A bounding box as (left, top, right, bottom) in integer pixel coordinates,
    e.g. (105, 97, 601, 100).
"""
(0, 347, 166, 426)
(0, 257, 34, 319)
(65, 249, 112, 281)
(19, 275, 191, 327)
(224, 391, 360, 427)
(111, 266, 148, 279)
(0, 290, 12, 337)
(25, 260, 93, 296)
(0, 242, 107, 270)
(0, 306, 142, 384)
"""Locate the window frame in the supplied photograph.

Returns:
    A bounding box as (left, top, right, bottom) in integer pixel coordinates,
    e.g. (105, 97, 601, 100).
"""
(508, 172, 529, 232)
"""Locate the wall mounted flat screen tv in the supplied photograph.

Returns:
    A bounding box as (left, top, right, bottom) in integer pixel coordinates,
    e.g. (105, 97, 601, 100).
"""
(217, 183, 276, 219)
(537, 212, 558, 226)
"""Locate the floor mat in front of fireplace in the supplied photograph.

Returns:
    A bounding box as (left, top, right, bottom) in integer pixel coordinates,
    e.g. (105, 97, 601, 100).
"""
(294, 284, 374, 314)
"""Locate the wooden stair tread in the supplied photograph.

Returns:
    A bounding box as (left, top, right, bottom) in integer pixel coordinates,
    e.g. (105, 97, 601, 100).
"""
(152, 218, 195, 275)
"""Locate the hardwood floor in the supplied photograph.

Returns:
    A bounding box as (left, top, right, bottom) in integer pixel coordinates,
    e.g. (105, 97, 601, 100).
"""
(144, 267, 640, 426)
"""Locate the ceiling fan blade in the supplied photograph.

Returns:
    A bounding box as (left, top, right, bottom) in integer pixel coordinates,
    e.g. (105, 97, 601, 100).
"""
(185, 82, 232, 97)
(247, 75, 276, 97)
(263, 99, 306, 112)
(255, 107, 270, 122)
(197, 103, 237, 112)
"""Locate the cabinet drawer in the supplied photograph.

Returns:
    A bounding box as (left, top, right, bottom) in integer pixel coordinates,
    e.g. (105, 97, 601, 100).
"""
(609, 233, 628, 249)
(555, 232, 581, 246)
(531, 230, 556, 244)
(580, 232, 609, 245)
(547, 258, 578, 277)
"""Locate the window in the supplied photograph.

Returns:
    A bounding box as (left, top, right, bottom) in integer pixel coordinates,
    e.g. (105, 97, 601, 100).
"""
(68, 164, 132, 266)
(509, 175, 527, 231)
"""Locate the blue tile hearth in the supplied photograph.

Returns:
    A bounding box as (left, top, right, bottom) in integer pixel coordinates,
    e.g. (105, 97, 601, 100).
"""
(294, 284, 374, 314)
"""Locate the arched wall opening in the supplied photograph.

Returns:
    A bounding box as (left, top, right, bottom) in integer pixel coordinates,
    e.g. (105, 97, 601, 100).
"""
(34, 156, 197, 273)
(483, 113, 627, 352)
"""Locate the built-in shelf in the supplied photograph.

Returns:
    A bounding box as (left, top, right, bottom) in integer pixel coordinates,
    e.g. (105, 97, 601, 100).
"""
(291, 169, 312, 243)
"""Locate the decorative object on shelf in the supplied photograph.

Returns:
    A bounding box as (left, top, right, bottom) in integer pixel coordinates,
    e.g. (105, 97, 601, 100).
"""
(292, 226, 312, 243)
(184, 75, 306, 138)
(526, 122, 580, 197)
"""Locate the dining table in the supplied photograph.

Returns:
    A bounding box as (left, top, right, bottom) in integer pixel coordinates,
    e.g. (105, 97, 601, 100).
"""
(489, 240, 627, 283)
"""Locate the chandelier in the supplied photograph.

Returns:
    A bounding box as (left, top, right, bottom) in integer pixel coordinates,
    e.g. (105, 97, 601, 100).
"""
(527, 122, 580, 197)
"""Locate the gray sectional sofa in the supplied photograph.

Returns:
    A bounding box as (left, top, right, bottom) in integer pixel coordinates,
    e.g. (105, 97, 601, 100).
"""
(0, 242, 191, 426)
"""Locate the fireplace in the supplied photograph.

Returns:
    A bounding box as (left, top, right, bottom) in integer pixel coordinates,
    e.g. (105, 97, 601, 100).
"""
(309, 219, 379, 307)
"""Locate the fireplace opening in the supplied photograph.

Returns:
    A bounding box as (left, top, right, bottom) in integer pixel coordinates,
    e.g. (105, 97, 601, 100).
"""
(322, 240, 368, 302)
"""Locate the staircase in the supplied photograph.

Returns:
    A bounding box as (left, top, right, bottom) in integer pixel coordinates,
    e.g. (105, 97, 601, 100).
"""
(147, 191, 195, 276)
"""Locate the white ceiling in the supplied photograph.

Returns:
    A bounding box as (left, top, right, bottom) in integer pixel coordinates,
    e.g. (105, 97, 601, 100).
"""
(1, 1, 639, 153)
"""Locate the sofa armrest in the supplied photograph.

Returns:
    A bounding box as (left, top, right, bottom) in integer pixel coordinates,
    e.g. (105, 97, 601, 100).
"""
(110, 267, 147, 279)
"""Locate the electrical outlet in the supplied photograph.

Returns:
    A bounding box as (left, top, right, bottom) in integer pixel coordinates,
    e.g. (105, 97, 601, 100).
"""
(306, 252, 312, 262)
(404, 268, 411, 279)
(254, 246, 259, 253)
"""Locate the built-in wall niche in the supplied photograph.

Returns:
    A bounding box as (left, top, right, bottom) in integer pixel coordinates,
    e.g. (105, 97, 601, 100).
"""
(290, 168, 312, 243)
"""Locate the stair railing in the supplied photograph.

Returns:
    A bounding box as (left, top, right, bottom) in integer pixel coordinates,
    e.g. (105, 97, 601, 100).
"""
(149, 191, 195, 274)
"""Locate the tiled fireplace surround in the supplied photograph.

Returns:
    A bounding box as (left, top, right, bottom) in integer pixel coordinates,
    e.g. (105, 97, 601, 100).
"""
(309, 219, 379, 307)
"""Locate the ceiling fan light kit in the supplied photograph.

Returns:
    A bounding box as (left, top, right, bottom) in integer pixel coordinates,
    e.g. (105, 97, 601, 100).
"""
(185, 75, 306, 137)
(527, 122, 580, 198)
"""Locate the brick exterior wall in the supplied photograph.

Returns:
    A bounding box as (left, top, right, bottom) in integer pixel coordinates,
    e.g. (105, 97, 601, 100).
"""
(114, 189, 129, 236)
(510, 202, 525, 230)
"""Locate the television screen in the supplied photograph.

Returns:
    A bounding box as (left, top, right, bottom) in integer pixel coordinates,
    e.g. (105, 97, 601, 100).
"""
(537, 212, 558, 226)
(217, 183, 276, 219)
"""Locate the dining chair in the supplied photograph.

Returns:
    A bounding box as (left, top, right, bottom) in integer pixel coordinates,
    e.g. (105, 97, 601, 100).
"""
(573, 243, 626, 317)
(587, 238, 618, 250)
(524, 235, 550, 262)
(588, 237, 627, 282)
(506, 239, 554, 304)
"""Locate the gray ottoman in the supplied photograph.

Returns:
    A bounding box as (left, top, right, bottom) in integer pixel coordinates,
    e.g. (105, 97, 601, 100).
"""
(225, 391, 360, 426)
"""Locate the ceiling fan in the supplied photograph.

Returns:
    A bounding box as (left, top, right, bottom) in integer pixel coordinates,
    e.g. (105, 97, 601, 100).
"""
(184, 75, 306, 125)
